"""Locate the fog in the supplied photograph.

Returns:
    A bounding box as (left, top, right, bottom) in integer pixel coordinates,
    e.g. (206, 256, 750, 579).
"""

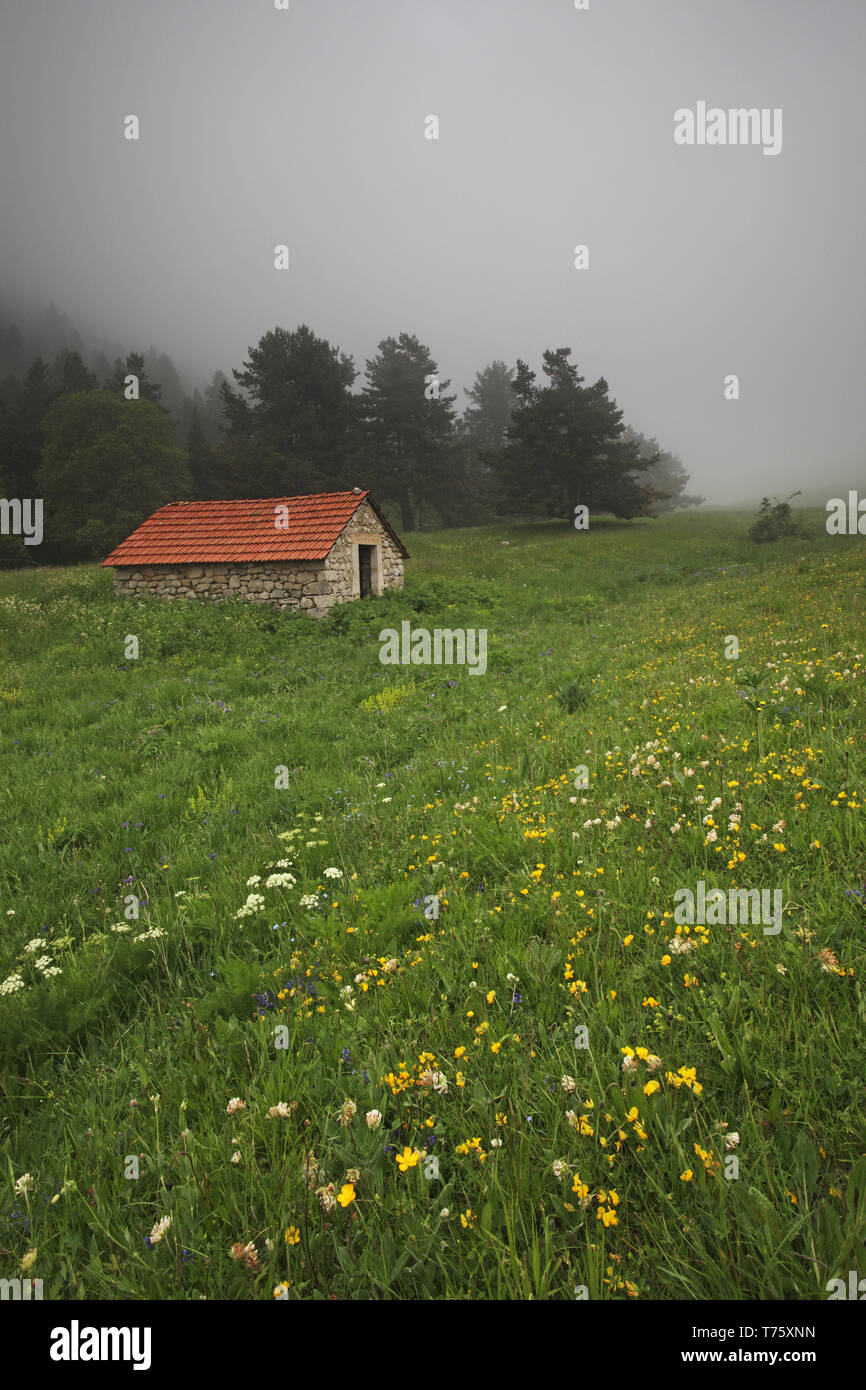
(2, 0, 864, 505)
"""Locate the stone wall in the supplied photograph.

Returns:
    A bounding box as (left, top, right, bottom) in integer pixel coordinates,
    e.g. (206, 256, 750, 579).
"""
(111, 505, 404, 616)
(324, 501, 405, 598)
(112, 560, 330, 612)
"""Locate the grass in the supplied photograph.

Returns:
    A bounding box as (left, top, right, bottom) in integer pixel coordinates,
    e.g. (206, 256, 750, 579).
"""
(0, 508, 864, 1300)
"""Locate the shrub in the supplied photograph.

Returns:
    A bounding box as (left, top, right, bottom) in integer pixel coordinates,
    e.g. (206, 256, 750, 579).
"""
(748, 494, 808, 543)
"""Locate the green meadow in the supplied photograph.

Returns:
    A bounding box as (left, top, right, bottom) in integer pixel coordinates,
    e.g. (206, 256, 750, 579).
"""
(1, 509, 864, 1300)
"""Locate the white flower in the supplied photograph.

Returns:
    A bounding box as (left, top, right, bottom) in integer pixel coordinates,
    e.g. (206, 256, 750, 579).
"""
(498, 705, 507, 712)
(323, 867, 343, 879)
(299, 894, 319, 909)
(622, 1055, 639, 1075)
(226, 1097, 246, 1115)
(5, 909, 14, 916)
(382, 958, 398, 974)
(235, 893, 265, 919)
(14, 1173, 34, 1195)
(110, 923, 132, 933)
(230, 1151, 242, 1165)
(267, 1102, 292, 1119)
(133, 927, 165, 942)
(552, 1159, 567, 1180)
(724, 1132, 740, 1150)
(490, 1137, 503, 1148)
(265, 873, 296, 889)
(365, 1109, 383, 1130)
(339, 1098, 357, 1126)
(440, 1208, 450, 1219)
(668, 935, 693, 955)
(24, 938, 44, 954)
(149, 1215, 171, 1244)
(246, 875, 262, 886)
(561, 1075, 577, 1094)
(506, 973, 519, 984)
(0, 974, 25, 995)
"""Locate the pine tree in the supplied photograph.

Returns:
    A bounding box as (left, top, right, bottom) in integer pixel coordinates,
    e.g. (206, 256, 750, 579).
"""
(490, 348, 654, 521)
(219, 325, 360, 496)
(360, 333, 456, 531)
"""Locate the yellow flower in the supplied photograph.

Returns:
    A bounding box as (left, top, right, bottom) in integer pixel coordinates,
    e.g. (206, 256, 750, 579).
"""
(337, 1183, 356, 1207)
(486, 990, 495, 1004)
(284, 1225, 301, 1245)
(454, 1045, 466, 1059)
(395, 1146, 421, 1172)
(680, 1170, 693, 1182)
(490, 1041, 501, 1054)
(643, 1080, 660, 1097)
(459, 1208, 476, 1228)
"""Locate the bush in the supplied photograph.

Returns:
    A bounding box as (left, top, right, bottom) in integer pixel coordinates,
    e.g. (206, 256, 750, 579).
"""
(748, 494, 808, 543)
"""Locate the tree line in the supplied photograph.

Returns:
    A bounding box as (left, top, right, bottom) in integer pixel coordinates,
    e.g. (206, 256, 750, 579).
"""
(0, 306, 702, 565)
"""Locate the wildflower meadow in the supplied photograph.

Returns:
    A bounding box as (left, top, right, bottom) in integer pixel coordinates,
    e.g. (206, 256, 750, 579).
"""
(1, 510, 864, 1302)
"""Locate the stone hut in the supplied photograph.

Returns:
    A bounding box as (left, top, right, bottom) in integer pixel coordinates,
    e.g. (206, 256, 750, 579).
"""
(102, 489, 409, 617)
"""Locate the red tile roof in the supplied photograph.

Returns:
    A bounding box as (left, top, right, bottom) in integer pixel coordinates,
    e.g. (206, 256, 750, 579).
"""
(102, 490, 409, 566)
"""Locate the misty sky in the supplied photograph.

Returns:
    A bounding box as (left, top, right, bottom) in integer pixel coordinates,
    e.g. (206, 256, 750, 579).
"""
(1, 0, 864, 504)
